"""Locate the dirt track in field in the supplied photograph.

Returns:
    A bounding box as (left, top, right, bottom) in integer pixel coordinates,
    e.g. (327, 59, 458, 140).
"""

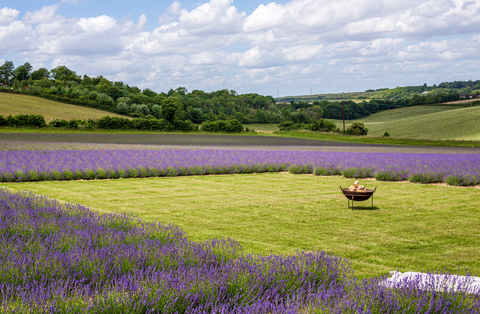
(1, 133, 480, 154)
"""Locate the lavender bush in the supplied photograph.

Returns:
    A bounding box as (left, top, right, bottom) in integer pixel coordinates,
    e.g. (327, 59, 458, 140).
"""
(1, 149, 480, 185)
(1, 188, 479, 313)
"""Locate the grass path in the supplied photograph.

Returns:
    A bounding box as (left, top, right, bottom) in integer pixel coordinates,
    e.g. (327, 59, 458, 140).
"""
(3, 173, 479, 278)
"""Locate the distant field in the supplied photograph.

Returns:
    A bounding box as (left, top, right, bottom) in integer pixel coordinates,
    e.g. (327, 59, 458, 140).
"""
(329, 105, 480, 141)
(444, 98, 480, 105)
(0, 93, 127, 121)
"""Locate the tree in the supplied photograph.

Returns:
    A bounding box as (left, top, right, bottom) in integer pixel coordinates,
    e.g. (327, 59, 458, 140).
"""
(346, 122, 368, 136)
(161, 98, 181, 123)
(311, 106, 324, 119)
(142, 88, 157, 97)
(31, 68, 51, 80)
(14, 62, 33, 81)
(0, 61, 15, 86)
(51, 65, 79, 82)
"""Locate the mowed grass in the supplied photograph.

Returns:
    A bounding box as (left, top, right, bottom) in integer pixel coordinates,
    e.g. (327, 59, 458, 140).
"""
(0, 93, 126, 121)
(3, 173, 480, 278)
(349, 105, 480, 140)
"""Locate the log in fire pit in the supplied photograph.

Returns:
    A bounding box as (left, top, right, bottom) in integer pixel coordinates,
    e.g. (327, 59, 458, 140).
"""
(340, 186, 377, 209)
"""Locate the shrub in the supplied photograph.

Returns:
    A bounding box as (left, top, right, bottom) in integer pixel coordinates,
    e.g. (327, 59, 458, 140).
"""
(445, 174, 480, 186)
(48, 118, 69, 128)
(346, 122, 368, 135)
(288, 164, 314, 174)
(5, 114, 46, 128)
(383, 130, 390, 137)
(278, 121, 305, 131)
(408, 172, 444, 184)
(200, 120, 244, 133)
(314, 166, 342, 176)
(343, 167, 374, 178)
(97, 116, 132, 129)
(307, 119, 337, 132)
(374, 170, 407, 181)
(63, 170, 74, 180)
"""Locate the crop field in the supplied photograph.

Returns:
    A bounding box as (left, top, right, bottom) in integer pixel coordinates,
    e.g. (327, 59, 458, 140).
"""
(1, 143, 480, 312)
(2, 188, 479, 313)
(345, 105, 480, 140)
(1, 149, 480, 185)
(0, 93, 126, 121)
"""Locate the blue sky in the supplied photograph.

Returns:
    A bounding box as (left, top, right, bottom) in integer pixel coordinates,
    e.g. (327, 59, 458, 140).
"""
(1, 0, 480, 96)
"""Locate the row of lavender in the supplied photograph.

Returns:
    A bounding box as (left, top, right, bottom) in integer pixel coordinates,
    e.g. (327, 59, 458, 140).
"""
(1, 188, 479, 313)
(1, 149, 480, 185)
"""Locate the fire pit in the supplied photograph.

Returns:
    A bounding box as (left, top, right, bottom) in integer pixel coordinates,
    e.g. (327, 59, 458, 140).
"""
(340, 186, 377, 209)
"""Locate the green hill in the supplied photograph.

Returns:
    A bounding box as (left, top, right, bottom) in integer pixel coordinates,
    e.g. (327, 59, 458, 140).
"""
(347, 105, 480, 140)
(0, 93, 127, 122)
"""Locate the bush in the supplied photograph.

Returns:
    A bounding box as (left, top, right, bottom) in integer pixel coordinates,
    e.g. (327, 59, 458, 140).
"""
(48, 118, 69, 128)
(374, 170, 407, 181)
(314, 166, 342, 176)
(278, 121, 305, 131)
(445, 174, 480, 186)
(408, 172, 444, 184)
(307, 119, 337, 132)
(97, 116, 133, 129)
(346, 122, 368, 136)
(200, 120, 244, 133)
(4, 114, 46, 128)
(288, 164, 314, 174)
(343, 167, 375, 178)
(383, 130, 390, 137)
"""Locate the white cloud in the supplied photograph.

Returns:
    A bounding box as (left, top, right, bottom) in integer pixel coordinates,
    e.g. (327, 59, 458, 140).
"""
(1, 0, 480, 95)
(23, 4, 63, 24)
(0, 7, 19, 25)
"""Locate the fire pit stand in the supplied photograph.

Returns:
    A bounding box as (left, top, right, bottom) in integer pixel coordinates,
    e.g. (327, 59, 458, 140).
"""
(340, 186, 377, 210)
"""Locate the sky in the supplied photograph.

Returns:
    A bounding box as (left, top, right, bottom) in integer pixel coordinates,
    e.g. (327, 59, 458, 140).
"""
(1, 0, 480, 96)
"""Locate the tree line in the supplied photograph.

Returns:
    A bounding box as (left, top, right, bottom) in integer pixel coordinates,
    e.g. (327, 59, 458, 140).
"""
(2, 61, 477, 125)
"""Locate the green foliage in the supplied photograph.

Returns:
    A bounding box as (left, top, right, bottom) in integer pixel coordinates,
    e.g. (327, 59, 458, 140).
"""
(161, 98, 180, 123)
(3, 114, 46, 128)
(48, 118, 81, 129)
(345, 122, 368, 136)
(307, 119, 337, 132)
(288, 164, 314, 174)
(278, 121, 305, 131)
(445, 174, 480, 186)
(342, 167, 374, 178)
(382, 130, 390, 137)
(408, 172, 444, 184)
(200, 119, 244, 133)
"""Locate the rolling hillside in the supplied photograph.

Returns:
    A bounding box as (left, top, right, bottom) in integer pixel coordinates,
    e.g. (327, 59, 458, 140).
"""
(0, 93, 127, 122)
(349, 105, 480, 140)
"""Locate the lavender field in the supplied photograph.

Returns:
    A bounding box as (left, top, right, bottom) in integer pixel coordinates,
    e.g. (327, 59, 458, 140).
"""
(1, 149, 480, 186)
(1, 188, 479, 313)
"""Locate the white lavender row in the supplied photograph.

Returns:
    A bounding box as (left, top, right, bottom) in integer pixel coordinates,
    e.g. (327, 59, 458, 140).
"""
(1, 149, 480, 185)
(1, 189, 479, 313)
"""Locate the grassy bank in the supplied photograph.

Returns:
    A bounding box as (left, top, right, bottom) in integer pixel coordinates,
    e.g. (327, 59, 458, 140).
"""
(272, 131, 480, 147)
(3, 173, 479, 278)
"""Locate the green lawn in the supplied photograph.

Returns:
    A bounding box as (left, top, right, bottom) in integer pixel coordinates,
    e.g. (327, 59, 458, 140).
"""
(3, 173, 479, 278)
(0, 93, 127, 121)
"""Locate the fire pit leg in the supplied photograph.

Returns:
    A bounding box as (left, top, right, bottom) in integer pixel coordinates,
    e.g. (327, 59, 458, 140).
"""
(371, 196, 373, 209)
